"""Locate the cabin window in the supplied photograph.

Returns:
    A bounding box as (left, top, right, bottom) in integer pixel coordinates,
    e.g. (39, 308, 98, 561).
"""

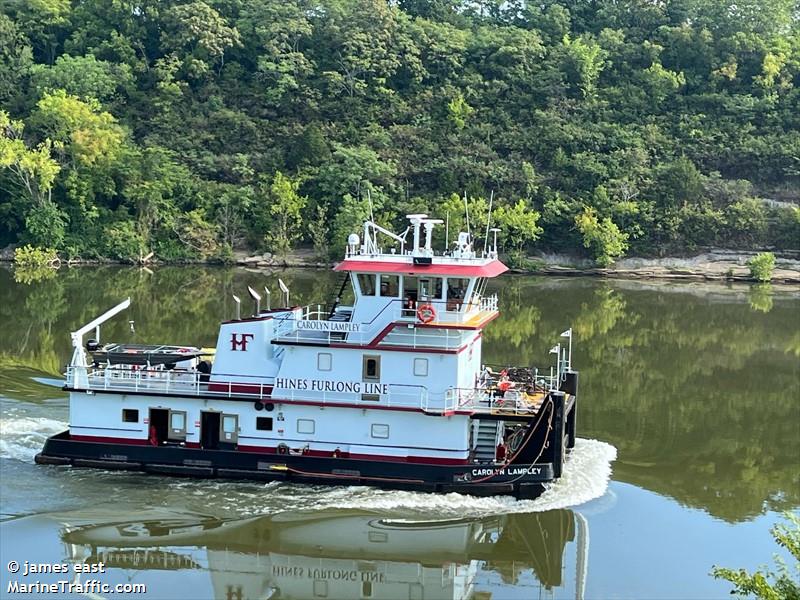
(256, 417, 273, 431)
(122, 408, 139, 423)
(361, 581, 373, 598)
(221, 414, 239, 442)
(357, 273, 376, 296)
(413, 358, 429, 377)
(317, 352, 332, 371)
(297, 418, 315, 434)
(371, 424, 389, 439)
(169, 410, 186, 441)
(362, 355, 381, 381)
(379, 274, 399, 297)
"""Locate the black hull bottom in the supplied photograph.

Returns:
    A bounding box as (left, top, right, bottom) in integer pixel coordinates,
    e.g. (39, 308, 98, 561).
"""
(35, 432, 555, 500)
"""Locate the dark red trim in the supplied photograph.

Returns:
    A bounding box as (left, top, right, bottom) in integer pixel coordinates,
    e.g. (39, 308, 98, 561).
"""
(208, 382, 274, 396)
(65, 434, 468, 465)
(70, 434, 149, 445)
(272, 339, 471, 355)
(335, 259, 508, 278)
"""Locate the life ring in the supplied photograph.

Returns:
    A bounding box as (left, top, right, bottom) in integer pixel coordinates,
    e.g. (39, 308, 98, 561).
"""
(417, 303, 436, 323)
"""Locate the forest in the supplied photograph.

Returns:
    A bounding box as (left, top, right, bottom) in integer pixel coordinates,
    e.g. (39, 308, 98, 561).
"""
(0, 0, 798, 265)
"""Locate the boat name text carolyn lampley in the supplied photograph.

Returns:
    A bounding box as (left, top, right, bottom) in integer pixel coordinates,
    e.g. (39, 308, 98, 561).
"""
(471, 467, 543, 476)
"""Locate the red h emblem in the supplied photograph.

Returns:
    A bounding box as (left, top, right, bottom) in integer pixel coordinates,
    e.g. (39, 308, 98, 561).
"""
(230, 333, 255, 351)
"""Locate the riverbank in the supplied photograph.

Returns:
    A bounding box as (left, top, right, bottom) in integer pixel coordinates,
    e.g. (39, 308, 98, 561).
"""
(3, 246, 799, 284)
(232, 248, 800, 285)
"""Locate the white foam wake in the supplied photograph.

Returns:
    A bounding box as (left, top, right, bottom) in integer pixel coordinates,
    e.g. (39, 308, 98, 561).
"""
(0, 416, 68, 463)
(228, 438, 618, 518)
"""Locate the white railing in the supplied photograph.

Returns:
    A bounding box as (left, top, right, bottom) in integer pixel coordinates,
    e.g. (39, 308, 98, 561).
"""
(272, 296, 499, 348)
(446, 373, 557, 415)
(65, 365, 462, 414)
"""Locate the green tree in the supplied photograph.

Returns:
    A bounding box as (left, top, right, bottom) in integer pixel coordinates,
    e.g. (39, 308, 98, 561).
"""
(575, 207, 629, 266)
(266, 171, 307, 257)
(747, 252, 776, 282)
(712, 512, 800, 600)
(493, 199, 543, 254)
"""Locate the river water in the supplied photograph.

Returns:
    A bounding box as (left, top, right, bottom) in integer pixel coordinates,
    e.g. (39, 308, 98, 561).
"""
(0, 266, 797, 599)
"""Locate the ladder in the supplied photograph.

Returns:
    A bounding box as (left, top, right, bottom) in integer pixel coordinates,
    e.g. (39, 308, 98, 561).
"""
(474, 420, 501, 462)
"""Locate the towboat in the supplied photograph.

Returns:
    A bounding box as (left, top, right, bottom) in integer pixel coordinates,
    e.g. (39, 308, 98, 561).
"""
(36, 215, 579, 499)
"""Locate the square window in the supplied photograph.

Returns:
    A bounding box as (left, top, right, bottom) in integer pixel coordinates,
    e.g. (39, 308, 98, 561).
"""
(297, 419, 315, 434)
(357, 274, 376, 296)
(371, 424, 389, 439)
(256, 417, 273, 431)
(379, 275, 399, 297)
(361, 581, 373, 598)
(363, 355, 380, 381)
(413, 358, 428, 377)
(317, 352, 332, 371)
(122, 408, 139, 423)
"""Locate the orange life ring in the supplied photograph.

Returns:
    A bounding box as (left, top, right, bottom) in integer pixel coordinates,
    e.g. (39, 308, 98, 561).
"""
(417, 303, 436, 323)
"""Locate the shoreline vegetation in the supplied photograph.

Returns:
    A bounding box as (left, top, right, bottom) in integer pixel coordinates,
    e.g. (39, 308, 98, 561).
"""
(1, 0, 798, 272)
(4, 245, 800, 285)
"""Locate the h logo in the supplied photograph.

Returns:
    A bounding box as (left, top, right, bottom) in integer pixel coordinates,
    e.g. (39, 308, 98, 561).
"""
(230, 333, 255, 351)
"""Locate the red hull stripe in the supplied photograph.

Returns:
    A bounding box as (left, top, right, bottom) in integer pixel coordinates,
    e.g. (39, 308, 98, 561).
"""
(65, 435, 469, 465)
(334, 259, 508, 278)
(70, 434, 150, 445)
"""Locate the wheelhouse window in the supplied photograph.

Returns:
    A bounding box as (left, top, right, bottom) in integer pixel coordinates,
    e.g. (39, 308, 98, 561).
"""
(256, 417, 273, 431)
(363, 355, 381, 381)
(357, 273, 376, 296)
(404, 277, 443, 305)
(379, 274, 399, 297)
(446, 278, 470, 309)
(122, 409, 139, 423)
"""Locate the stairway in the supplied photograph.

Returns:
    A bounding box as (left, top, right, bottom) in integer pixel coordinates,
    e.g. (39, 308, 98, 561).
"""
(474, 420, 501, 462)
(327, 273, 351, 319)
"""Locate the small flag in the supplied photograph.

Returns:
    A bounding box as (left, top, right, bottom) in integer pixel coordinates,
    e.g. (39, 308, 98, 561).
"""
(232, 294, 241, 303)
(560, 328, 572, 337)
(549, 345, 559, 354)
(278, 278, 289, 294)
(247, 286, 261, 301)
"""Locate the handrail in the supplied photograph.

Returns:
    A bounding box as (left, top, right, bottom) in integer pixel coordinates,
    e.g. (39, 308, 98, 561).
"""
(64, 365, 458, 414)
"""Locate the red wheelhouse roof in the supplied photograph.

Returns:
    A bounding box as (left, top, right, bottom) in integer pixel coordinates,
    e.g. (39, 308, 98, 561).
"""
(334, 259, 509, 278)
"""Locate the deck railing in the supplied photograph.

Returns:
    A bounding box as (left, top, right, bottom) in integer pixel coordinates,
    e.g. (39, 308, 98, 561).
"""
(272, 294, 499, 348)
(65, 364, 551, 416)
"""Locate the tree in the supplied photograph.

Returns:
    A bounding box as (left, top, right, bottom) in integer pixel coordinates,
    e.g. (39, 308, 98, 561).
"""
(747, 252, 776, 282)
(0, 111, 65, 247)
(30, 54, 132, 103)
(575, 207, 629, 266)
(712, 512, 800, 600)
(493, 199, 543, 255)
(266, 171, 307, 257)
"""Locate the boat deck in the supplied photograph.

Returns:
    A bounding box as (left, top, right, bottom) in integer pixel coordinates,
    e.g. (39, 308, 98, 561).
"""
(64, 365, 555, 418)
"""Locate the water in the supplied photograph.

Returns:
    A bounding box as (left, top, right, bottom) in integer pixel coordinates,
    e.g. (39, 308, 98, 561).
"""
(0, 266, 797, 599)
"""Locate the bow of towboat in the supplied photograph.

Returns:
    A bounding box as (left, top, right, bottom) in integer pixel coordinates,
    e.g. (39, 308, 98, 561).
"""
(37, 214, 579, 499)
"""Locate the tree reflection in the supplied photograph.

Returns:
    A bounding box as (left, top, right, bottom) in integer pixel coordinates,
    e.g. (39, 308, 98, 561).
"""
(1, 267, 798, 522)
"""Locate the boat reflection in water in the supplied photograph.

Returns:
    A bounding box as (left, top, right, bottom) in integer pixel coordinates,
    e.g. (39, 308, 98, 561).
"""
(55, 508, 588, 599)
